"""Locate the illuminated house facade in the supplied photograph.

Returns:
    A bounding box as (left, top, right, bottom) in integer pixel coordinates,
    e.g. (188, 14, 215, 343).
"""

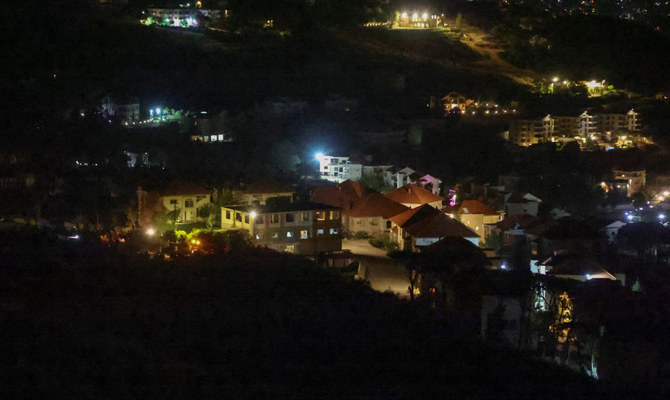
(508, 116, 554, 146)
(457, 200, 505, 238)
(220, 203, 342, 255)
(316, 154, 363, 183)
(612, 169, 646, 197)
(396, 12, 444, 28)
(162, 183, 212, 223)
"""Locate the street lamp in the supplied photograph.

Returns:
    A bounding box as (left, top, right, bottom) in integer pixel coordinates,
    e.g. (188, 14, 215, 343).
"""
(146, 227, 155, 236)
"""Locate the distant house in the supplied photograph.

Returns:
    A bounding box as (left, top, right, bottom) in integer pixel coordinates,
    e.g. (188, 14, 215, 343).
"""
(390, 204, 479, 251)
(416, 173, 442, 195)
(599, 220, 627, 243)
(162, 182, 212, 223)
(344, 194, 408, 237)
(457, 200, 505, 239)
(612, 169, 646, 198)
(220, 203, 342, 255)
(234, 182, 294, 206)
(504, 192, 542, 216)
(442, 92, 473, 113)
(385, 184, 444, 209)
(539, 253, 620, 284)
(316, 154, 363, 183)
(385, 166, 418, 189)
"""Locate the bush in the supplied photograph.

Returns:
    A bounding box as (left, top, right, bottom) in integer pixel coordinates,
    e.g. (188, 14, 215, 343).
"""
(368, 236, 398, 252)
(353, 231, 371, 239)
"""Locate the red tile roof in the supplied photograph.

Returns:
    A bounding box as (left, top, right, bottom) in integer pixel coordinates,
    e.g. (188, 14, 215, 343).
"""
(347, 193, 408, 218)
(458, 200, 497, 215)
(163, 182, 211, 196)
(390, 204, 478, 238)
(384, 184, 444, 206)
(310, 180, 364, 210)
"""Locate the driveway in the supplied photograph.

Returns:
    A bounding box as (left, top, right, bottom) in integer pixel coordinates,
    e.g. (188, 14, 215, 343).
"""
(342, 239, 410, 297)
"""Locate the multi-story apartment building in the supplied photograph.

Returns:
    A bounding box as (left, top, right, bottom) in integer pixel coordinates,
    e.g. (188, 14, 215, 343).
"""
(508, 116, 554, 146)
(316, 154, 363, 183)
(508, 110, 642, 147)
(161, 183, 212, 223)
(598, 109, 640, 134)
(220, 202, 342, 255)
(577, 111, 598, 137)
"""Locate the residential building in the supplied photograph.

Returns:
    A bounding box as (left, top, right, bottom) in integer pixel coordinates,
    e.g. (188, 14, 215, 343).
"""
(385, 166, 419, 189)
(389, 204, 479, 251)
(457, 200, 505, 239)
(385, 184, 444, 209)
(316, 154, 363, 183)
(553, 116, 579, 138)
(344, 193, 408, 237)
(310, 180, 364, 210)
(599, 220, 627, 243)
(442, 92, 474, 113)
(577, 111, 597, 137)
(162, 182, 212, 223)
(100, 97, 140, 122)
(220, 203, 342, 255)
(508, 116, 554, 146)
(504, 192, 542, 216)
(612, 169, 646, 197)
(234, 182, 294, 206)
(396, 11, 443, 28)
(539, 253, 619, 283)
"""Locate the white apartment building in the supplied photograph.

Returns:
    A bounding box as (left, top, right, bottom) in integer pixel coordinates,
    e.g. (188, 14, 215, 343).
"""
(316, 154, 363, 183)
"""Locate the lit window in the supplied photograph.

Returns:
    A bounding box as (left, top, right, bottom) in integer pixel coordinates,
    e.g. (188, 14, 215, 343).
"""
(255, 234, 260, 240)
(301, 212, 310, 221)
(218, 134, 224, 141)
(329, 228, 338, 235)
(272, 232, 279, 239)
(286, 232, 293, 238)
(317, 228, 324, 235)
(300, 230, 308, 239)
(316, 211, 325, 221)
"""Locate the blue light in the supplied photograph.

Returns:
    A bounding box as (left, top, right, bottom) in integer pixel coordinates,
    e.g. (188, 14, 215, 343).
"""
(315, 152, 324, 161)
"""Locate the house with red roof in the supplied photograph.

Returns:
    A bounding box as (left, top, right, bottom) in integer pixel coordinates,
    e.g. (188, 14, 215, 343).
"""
(457, 200, 505, 239)
(344, 193, 408, 237)
(309, 180, 364, 211)
(389, 204, 479, 251)
(162, 182, 213, 223)
(384, 184, 444, 209)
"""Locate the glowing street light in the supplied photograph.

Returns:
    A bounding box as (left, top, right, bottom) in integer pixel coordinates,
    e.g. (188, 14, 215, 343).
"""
(315, 152, 324, 161)
(250, 211, 257, 219)
(155, 107, 162, 115)
(146, 227, 156, 236)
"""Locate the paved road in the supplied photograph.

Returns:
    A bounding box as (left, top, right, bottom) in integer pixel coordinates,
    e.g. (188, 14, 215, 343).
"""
(342, 239, 410, 297)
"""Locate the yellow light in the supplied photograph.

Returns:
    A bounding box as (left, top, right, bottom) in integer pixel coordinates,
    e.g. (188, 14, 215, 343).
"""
(412, 13, 418, 19)
(250, 211, 257, 219)
(422, 12, 428, 20)
(191, 239, 197, 244)
(664, 191, 670, 196)
(145, 228, 155, 236)
(552, 76, 559, 82)
(401, 12, 407, 18)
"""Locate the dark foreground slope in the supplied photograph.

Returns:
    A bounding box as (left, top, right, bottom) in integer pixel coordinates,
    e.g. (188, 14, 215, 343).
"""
(0, 235, 619, 400)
